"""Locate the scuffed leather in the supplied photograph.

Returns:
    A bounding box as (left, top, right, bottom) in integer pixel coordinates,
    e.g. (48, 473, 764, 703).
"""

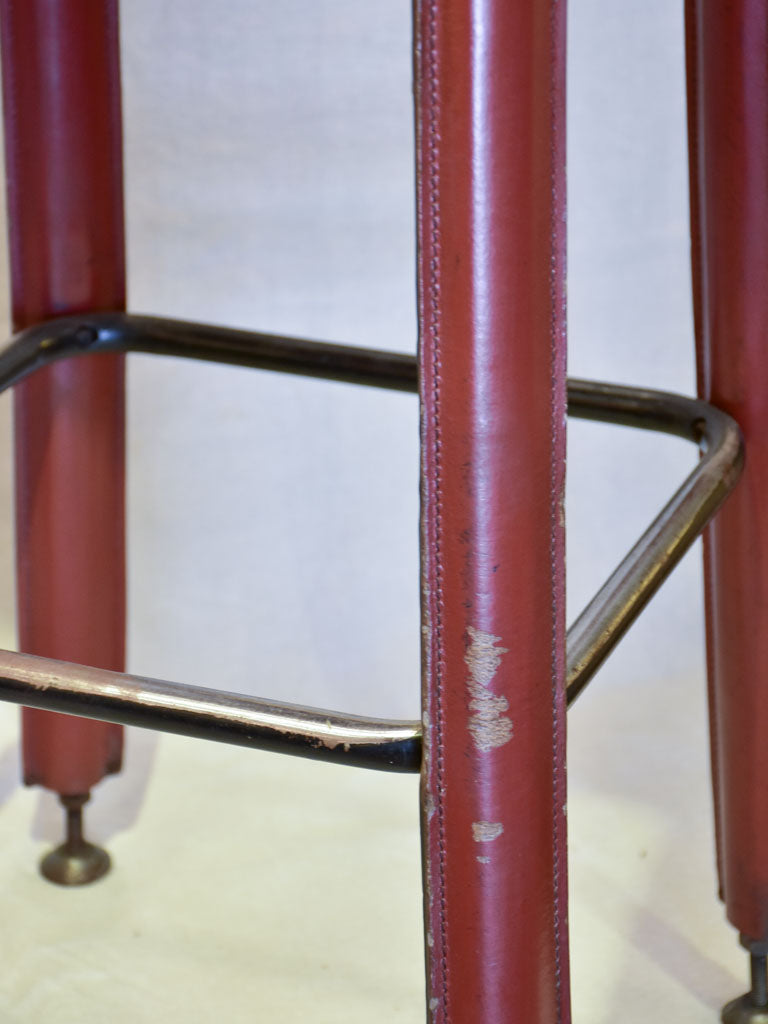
(0, 1, 126, 794)
(415, 0, 570, 1019)
(687, 0, 768, 941)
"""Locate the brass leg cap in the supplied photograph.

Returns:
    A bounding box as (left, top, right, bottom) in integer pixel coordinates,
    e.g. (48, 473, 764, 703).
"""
(39, 792, 111, 886)
(722, 995, 768, 1024)
(40, 841, 111, 886)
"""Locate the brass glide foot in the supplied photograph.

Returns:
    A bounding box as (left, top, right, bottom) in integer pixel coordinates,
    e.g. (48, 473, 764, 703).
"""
(40, 793, 111, 886)
(723, 945, 768, 1023)
(722, 996, 768, 1024)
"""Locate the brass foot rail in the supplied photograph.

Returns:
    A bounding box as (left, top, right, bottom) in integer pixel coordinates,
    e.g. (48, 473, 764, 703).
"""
(0, 313, 744, 770)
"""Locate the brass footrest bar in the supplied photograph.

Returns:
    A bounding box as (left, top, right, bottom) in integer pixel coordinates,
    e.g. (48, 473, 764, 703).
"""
(0, 313, 418, 394)
(565, 381, 743, 703)
(0, 314, 744, 770)
(0, 651, 421, 772)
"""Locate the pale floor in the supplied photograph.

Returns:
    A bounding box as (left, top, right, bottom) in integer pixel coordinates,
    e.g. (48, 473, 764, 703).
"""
(0, 664, 747, 1023)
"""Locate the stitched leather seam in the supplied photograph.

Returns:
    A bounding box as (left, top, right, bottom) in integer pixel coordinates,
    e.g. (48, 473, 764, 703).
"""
(106, 0, 128, 305)
(2, 0, 34, 641)
(425, 0, 449, 1017)
(549, 1, 564, 1018)
(3, 0, 23, 327)
(684, 0, 725, 897)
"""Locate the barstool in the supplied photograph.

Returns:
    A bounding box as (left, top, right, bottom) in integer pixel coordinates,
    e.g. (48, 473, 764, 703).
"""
(0, 1, 763, 1021)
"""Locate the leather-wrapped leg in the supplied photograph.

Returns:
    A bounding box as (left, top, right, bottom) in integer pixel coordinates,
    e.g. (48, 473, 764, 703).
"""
(686, 0, 768, 1012)
(415, 0, 570, 1019)
(0, 0, 127, 874)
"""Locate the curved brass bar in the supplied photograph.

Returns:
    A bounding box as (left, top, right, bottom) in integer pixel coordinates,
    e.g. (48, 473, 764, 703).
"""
(0, 313, 419, 393)
(565, 381, 743, 704)
(0, 650, 422, 773)
(0, 314, 744, 769)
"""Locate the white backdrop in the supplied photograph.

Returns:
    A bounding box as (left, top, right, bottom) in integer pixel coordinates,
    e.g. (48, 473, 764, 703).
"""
(122, 0, 421, 718)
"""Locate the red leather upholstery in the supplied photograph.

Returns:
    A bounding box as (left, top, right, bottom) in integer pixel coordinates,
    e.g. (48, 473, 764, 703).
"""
(687, 0, 768, 942)
(0, 0, 126, 795)
(415, 0, 570, 1019)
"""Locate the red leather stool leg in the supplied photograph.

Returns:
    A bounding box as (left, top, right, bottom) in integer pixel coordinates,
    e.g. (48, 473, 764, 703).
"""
(415, 0, 570, 1020)
(0, 1, 126, 882)
(686, 0, 768, 1014)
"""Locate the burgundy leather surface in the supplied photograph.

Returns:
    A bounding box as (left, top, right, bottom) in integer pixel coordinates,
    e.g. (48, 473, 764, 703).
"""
(0, 0, 126, 794)
(415, 0, 570, 1019)
(686, 0, 768, 941)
